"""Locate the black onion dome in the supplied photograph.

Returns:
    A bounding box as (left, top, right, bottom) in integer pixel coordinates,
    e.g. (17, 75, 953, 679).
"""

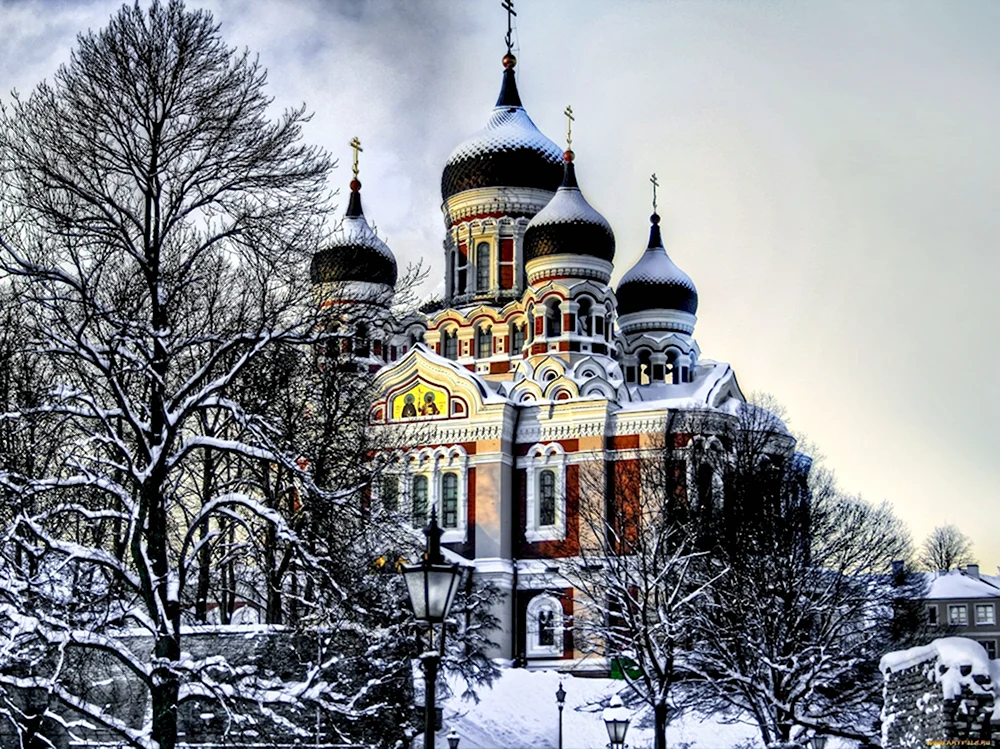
(616, 215, 698, 316)
(310, 183, 397, 287)
(523, 156, 616, 263)
(441, 60, 563, 201)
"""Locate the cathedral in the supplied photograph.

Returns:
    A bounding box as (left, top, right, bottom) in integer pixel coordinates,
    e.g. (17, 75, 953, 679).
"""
(309, 35, 748, 671)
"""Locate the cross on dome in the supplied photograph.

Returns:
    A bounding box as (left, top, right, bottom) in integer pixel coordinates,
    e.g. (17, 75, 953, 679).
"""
(650, 172, 659, 213)
(502, 0, 517, 55)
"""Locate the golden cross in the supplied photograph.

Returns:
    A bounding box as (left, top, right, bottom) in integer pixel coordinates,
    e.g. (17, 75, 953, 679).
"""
(564, 105, 574, 149)
(650, 173, 659, 212)
(349, 136, 363, 179)
(502, 0, 516, 53)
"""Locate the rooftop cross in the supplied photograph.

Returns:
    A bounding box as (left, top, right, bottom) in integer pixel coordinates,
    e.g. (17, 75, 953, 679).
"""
(502, 0, 517, 54)
(564, 105, 574, 149)
(650, 173, 659, 213)
(350, 136, 363, 180)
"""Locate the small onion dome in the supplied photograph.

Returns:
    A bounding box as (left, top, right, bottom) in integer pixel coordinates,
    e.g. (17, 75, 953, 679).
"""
(310, 179, 397, 287)
(523, 151, 615, 264)
(616, 214, 697, 316)
(440, 54, 563, 201)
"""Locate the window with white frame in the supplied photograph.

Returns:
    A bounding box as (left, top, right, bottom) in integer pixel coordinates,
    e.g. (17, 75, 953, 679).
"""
(949, 604, 969, 626)
(522, 444, 567, 543)
(975, 603, 995, 625)
(525, 593, 564, 657)
(411, 475, 428, 528)
(441, 472, 459, 529)
(406, 446, 469, 543)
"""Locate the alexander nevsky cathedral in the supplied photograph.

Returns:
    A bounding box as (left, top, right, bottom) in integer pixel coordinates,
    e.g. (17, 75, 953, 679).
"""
(309, 25, 750, 671)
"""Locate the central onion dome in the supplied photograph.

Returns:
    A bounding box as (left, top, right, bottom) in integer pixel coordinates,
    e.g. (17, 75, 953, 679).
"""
(441, 54, 563, 201)
(617, 213, 698, 322)
(311, 178, 397, 289)
(523, 150, 615, 266)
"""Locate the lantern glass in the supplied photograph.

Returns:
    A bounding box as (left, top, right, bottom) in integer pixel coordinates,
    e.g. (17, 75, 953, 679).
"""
(809, 737, 828, 749)
(602, 695, 630, 748)
(556, 682, 566, 705)
(402, 561, 462, 623)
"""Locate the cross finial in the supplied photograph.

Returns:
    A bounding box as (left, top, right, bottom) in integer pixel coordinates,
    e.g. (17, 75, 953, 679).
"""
(650, 173, 659, 213)
(564, 105, 574, 149)
(349, 137, 363, 180)
(502, 0, 517, 54)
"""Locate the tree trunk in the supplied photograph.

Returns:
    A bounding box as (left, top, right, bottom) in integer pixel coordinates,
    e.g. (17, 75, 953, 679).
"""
(654, 700, 669, 749)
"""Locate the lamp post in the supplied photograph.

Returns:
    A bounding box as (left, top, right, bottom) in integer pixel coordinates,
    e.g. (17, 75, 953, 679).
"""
(556, 681, 566, 749)
(446, 728, 461, 749)
(401, 509, 463, 749)
(602, 694, 630, 749)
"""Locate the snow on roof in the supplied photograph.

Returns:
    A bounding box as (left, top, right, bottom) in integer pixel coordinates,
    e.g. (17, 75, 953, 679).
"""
(527, 184, 611, 232)
(445, 106, 562, 166)
(619, 359, 742, 412)
(923, 570, 1000, 600)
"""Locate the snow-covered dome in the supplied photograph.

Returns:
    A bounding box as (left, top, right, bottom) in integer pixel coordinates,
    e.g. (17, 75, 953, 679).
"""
(440, 55, 563, 201)
(311, 180, 397, 288)
(523, 153, 615, 264)
(616, 214, 697, 316)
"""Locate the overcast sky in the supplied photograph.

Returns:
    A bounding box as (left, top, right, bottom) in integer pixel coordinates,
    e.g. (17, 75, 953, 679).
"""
(3, 0, 998, 571)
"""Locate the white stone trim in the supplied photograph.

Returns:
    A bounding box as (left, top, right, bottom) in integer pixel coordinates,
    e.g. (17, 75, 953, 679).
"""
(520, 443, 567, 543)
(618, 308, 697, 335)
(525, 593, 565, 658)
(525, 254, 613, 285)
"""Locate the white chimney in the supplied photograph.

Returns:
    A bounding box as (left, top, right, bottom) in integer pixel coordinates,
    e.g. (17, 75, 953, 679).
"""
(967, 564, 980, 580)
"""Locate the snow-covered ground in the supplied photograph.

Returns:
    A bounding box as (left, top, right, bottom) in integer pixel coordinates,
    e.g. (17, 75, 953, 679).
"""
(423, 667, 763, 749)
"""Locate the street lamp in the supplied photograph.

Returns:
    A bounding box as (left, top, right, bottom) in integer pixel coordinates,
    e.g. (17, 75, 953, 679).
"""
(556, 681, 566, 749)
(808, 736, 828, 749)
(446, 728, 461, 749)
(602, 694, 630, 749)
(401, 508, 463, 749)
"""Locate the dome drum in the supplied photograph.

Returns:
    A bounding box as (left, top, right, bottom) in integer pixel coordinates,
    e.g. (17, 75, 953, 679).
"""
(525, 254, 613, 285)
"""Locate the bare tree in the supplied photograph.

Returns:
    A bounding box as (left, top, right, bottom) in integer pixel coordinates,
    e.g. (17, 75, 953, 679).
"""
(0, 1, 415, 746)
(685, 398, 924, 747)
(919, 524, 976, 572)
(567, 416, 725, 749)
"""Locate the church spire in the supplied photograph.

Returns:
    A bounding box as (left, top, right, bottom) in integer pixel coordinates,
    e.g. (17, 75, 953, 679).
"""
(496, 0, 522, 107)
(346, 136, 364, 218)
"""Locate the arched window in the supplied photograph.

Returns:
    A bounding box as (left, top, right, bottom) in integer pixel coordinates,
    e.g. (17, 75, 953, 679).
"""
(381, 475, 399, 512)
(526, 594, 564, 657)
(638, 349, 652, 386)
(539, 469, 556, 526)
(476, 242, 490, 291)
(576, 298, 593, 336)
(546, 301, 562, 337)
(354, 322, 370, 357)
(455, 253, 469, 294)
(526, 308, 534, 343)
(476, 325, 492, 359)
(511, 324, 525, 354)
(441, 472, 459, 528)
(411, 475, 428, 527)
(443, 330, 458, 360)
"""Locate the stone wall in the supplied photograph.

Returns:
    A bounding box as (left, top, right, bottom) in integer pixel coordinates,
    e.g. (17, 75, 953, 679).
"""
(881, 637, 997, 748)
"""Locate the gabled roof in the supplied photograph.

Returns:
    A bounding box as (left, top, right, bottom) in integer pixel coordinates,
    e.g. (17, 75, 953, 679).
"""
(923, 569, 1000, 600)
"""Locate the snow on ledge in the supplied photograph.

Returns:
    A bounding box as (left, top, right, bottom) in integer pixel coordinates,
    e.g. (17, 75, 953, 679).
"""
(880, 637, 995, 700)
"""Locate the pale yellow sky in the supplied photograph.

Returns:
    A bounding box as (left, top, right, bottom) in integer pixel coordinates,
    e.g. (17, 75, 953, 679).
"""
(3, 0, 997, 570)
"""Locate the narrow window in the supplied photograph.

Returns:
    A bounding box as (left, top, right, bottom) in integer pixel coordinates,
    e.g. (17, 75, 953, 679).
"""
(538, 609, 555, 647)
(442, 473, 459, 529)
(476, 242, 490, 290)
(927, 605, 938, 626)
(980, 640, 997, 659)
(546, 302, 562, 337)
(477, 326, 492, 359)
(539, 469, 556, 527)
(577, 298, 592, 336)
(411, 475, 428, 528)
(696, 464, 714, 509)
(382, 475, 399, 511)
(512, 324, 525, 354)
(457, 249, 468, 294)
(444, 330, 458, 360)
(638, 350, 652, 386)
(354, 322, 370, 357)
